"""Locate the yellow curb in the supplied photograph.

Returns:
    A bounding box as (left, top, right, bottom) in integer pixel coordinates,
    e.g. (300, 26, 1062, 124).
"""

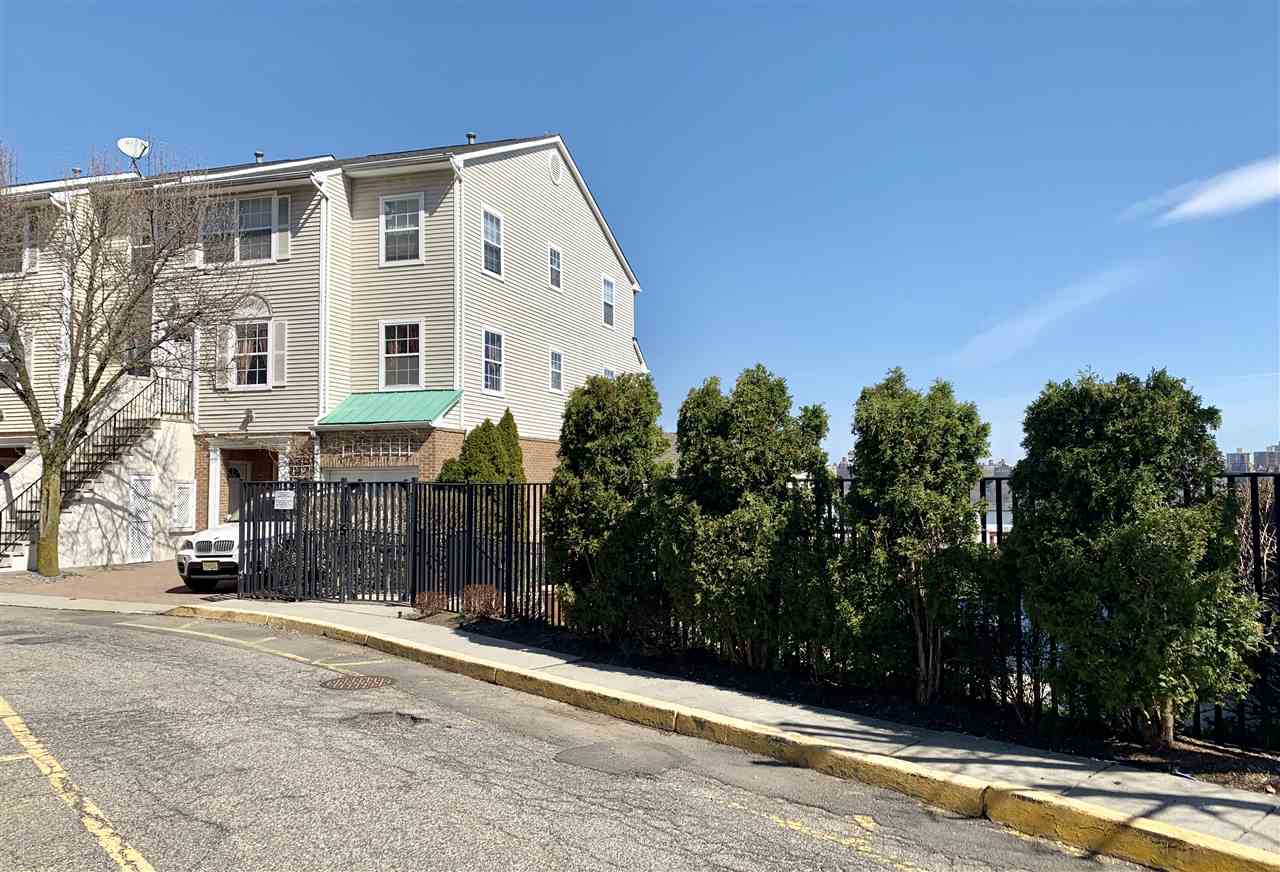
(986, 784, 1280, 872)
(166, 604, 1280, 872)
(811, 747, 988, 819)
(674, 708, 818, 765)
(495, 668, 678, 732)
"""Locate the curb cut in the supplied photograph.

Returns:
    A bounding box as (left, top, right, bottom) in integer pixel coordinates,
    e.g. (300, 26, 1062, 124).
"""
(167, 604, 1280, 872)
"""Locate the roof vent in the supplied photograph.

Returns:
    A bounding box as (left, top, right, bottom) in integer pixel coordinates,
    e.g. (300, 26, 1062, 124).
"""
(465, 132, 477, 145)
(254, 151, 265, 164)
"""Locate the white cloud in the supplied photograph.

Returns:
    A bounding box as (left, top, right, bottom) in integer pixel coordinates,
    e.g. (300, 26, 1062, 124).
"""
(951, 264, 1150, 368)
(1125, 155, 1280, 224)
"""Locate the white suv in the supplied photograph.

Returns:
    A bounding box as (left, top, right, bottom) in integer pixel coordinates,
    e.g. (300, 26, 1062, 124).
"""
(176, 523, 240, 593)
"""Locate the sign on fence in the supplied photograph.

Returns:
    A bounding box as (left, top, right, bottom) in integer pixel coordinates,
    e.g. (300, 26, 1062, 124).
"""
(273, 490, 296, 511)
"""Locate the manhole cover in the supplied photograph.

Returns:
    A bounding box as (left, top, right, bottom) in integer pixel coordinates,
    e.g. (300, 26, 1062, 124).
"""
(321, 674, 394, 691)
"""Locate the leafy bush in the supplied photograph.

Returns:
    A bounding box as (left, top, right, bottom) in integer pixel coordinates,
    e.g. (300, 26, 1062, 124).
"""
(848, 368, 990, 704)
(1010, 369, 1259, 747)
(439, 410, 525, 483)
(543, 373, 669, 641)
(663, 365, 835, 671)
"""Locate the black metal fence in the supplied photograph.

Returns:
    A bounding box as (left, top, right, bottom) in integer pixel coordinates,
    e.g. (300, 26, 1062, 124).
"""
(921, 472, 1280, 745)
(238, 480, 558, 622)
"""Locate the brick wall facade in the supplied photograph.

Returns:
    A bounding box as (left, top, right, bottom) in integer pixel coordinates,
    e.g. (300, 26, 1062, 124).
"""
(193, 427, 561, 531)
(518, 437, 560, 482)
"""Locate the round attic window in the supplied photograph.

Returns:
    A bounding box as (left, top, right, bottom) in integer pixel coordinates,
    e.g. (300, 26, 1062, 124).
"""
(549, 152, 563, 185)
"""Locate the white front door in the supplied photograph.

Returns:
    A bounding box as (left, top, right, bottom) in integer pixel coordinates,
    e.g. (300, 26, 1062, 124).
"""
(127, 475, 154, 563)
(226, 462, 253, 521)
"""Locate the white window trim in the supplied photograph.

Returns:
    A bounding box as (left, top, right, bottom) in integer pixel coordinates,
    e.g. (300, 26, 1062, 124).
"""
(480, 203, 504, 281)
(198, 192, 285, 267)
(601, 273, 616, 329)
(547, 243, 563, 291)
(227, 318, 273, 392)
(378, 318, 426, 391)
(0, 219, 32, 278)
(378, 192, 426, 268)
(548, 347, 565, 394)
(481, 326, 505, 396)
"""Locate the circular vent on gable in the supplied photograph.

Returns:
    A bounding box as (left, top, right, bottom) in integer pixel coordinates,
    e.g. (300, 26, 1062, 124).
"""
(549, 152, 564, 185)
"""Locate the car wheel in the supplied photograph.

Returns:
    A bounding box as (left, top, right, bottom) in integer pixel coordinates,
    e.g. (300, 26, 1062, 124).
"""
(184, 576, 221, 594)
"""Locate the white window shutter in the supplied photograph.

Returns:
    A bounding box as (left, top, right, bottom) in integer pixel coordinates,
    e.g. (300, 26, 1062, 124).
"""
(271, 320, 287, 387)
(172, 480, 196, 530)
(214, 326, 231, 389)
(22, 329, 34, 375)
(274, 196, 290, 260)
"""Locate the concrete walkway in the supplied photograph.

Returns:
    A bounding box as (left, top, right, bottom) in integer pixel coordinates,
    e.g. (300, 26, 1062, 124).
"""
(2, 591, 1278, 860)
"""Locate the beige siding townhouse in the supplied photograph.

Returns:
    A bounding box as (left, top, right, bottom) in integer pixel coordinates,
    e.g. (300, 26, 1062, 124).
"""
(0, 171, 198, 569)
(191, 134, 646, 530)
(0, 134, 646, 568)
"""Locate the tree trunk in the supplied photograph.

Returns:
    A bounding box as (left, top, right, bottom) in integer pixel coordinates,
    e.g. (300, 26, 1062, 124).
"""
(35, 466, 62, 577)
(1144, 698, 1177, 751)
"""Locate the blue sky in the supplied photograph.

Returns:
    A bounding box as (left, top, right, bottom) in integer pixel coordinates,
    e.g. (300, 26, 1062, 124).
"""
(2, 2, 1276, 461)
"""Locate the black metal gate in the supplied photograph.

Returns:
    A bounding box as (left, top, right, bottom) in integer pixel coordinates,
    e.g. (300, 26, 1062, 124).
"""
(238, 480, 557, 622)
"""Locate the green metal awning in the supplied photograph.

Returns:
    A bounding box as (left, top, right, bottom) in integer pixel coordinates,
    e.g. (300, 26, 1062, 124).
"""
(316, 389, 461, 428)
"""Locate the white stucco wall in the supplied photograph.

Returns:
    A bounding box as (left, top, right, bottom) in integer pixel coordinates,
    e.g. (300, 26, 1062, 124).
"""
(58, 419, 196, 568)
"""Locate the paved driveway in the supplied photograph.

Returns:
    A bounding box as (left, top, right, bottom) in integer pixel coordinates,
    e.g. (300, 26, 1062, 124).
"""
(0, 560, 235, 604)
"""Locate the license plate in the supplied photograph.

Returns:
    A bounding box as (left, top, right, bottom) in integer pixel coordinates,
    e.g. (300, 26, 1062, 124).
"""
(201, 561, 220, 572)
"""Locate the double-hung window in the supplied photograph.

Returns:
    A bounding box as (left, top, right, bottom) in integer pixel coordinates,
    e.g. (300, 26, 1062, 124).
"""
(549, 349, 564, 392)
(237, 196, 273, 261)
(601, 275, 615, 327)
(548, 245, 562, 289)
(381, 320, 422, 389)
(482, 207, 503, 277)
(381, 194, 423, 264)
(483, 329, 503, 393)
(233, 321, 270, 388)
(202, 195, 289, 264)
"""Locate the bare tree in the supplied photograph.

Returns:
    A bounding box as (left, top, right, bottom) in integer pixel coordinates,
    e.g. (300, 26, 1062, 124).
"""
(0, 144, 256, 575)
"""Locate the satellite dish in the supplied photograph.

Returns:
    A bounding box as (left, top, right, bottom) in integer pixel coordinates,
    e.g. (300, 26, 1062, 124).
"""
(116, 137, 150, 161)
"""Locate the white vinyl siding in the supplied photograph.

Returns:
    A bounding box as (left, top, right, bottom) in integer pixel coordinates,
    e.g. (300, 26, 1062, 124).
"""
(460, 144, 637, 441)
(196, 182, 321, 433)
(344, 171, 456, 398)
(0, 231, 67, 431)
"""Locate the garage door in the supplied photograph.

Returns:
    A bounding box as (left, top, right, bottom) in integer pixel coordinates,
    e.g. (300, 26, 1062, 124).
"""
(321, 466, 419, 483)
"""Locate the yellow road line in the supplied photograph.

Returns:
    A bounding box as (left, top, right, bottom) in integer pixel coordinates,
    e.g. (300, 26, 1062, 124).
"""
(0, 695, 155, 872)
(118, 622, 323, 669)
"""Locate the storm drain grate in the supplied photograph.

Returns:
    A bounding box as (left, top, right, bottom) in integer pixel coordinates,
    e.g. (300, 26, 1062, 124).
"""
(321, 674, 395, 691)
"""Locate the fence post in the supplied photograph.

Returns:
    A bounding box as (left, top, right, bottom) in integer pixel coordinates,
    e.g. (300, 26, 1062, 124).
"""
(406, 481, 418, 604)
(504, 481, 515, 619)
(237, 483, 247, 597)
(340, 480, 351, 603)
(464, 484, 475, 592)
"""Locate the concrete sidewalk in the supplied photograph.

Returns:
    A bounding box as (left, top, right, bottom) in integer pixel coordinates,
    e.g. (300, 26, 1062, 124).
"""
(3, 591, 1278, 868)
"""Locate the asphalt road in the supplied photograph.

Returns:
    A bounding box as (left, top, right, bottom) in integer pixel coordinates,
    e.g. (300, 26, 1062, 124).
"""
(0, 606, 1135, 871)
